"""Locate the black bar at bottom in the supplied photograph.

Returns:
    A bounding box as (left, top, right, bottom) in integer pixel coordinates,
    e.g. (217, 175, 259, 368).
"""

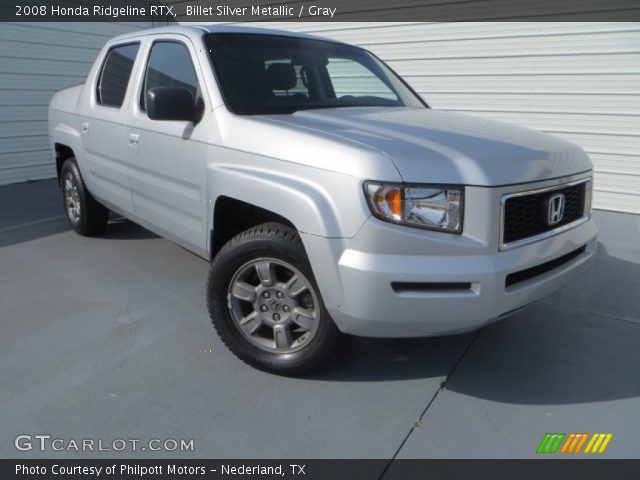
(3, 459, 639, 480)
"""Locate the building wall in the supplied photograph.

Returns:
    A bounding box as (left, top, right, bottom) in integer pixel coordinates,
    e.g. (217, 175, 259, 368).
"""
(250, 22, 640, 214)
(0, 22, 157, 185)
(3, 20, 638, 213)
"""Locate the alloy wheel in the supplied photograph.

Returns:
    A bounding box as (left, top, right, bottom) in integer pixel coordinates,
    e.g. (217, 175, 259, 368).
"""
(227, 257, 320, 353)
(63, 171, 81, 223)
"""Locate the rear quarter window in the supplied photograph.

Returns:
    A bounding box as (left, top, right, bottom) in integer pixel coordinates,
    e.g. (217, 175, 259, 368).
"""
(97, 43, 140, 108)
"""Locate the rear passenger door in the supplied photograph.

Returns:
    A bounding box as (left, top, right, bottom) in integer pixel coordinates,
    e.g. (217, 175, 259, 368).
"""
(80, 42, 139, 216)
(126, 36, 210, 254)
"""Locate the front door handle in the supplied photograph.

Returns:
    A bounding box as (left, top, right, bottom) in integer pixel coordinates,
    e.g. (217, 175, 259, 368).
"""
(129, 133, 139, 149)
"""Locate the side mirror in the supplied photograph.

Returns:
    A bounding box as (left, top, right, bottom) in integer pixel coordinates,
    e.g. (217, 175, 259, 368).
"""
(146, 87, 202, 123)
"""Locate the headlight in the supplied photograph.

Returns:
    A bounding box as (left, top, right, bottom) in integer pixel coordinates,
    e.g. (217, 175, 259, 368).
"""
(364, 182, 464, 233)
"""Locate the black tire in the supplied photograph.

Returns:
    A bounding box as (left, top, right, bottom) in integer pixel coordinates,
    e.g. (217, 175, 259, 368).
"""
(207, 222, 342, 375)
(60, 158, 109, 236)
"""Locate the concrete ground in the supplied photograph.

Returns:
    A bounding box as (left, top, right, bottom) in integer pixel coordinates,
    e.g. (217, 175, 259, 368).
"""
(1, 179, 639, 463)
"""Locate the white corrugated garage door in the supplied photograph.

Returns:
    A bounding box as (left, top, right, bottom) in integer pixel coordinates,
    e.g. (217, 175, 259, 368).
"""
(0, 21, 157, 185)
(243, 22, 640, 214)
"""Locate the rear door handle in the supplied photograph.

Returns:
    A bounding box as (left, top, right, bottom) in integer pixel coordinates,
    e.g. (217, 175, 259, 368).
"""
(81, 122, 89, 134)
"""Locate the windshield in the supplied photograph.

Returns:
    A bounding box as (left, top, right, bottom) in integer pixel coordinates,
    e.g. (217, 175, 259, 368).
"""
(204, 33, 427, 115)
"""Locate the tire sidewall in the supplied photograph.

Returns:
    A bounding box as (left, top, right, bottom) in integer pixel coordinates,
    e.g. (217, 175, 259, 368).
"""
(60, 158, 108, 236)
(208, 228, 338, 374)
(60, 159, 87, 233)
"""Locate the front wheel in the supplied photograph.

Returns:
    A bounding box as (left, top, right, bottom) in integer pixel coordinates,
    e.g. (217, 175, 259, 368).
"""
(207, 222, 342, 375)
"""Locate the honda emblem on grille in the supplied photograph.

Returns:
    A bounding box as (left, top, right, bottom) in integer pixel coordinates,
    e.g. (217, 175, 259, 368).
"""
(546, 193, 565, 225)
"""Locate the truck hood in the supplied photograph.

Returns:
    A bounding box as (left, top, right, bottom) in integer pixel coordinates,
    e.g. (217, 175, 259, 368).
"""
(260, 107, 592, 186)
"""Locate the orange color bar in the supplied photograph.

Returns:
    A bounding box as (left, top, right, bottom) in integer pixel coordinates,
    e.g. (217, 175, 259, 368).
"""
(573, 433, 589, 453)
(560, 434, 575, 453)
(569, 434, 583, 453)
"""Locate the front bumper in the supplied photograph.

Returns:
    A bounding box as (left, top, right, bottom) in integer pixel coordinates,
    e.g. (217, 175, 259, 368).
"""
(301, 176, 598, 337)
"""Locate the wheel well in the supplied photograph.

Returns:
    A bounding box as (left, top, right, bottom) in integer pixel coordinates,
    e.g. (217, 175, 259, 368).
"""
(54, 143, 75, 185)
(211, 197, 297, 260)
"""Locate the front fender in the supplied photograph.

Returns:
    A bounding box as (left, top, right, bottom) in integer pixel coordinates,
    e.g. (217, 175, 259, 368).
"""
(207, 153, 370, 239)
(206, 150, 376, 312)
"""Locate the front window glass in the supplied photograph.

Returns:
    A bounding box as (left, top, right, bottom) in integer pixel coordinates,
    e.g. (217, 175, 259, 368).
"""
(141, 41, 199, 112)
(204, 33, 425, 115)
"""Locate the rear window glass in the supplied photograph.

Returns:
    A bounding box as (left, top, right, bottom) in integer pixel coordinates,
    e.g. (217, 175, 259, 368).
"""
(97, 43, 140, 107)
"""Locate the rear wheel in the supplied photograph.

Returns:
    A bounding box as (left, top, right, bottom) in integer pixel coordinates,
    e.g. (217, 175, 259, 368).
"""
(60, 158, 109, 235)
(207, 222, 341, 375)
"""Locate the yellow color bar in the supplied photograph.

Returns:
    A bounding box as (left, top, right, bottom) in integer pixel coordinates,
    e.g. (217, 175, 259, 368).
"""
(584, 434, 598, 453)
(598, 433, 613, 453)
(585, 433, 610, 454)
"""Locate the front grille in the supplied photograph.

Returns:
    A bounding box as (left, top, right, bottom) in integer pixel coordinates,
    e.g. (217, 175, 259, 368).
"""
(502, 181, 586, 245)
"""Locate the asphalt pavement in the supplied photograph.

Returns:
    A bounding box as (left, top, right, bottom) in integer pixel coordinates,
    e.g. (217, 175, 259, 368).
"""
(1, 179, 638, 465)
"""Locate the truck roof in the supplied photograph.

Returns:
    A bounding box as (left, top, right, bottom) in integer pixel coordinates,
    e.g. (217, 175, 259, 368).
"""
(107, 24, 344, 45)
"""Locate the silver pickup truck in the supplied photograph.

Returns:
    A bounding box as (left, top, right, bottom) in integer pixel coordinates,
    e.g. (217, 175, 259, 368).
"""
(49, 25, 597, 374)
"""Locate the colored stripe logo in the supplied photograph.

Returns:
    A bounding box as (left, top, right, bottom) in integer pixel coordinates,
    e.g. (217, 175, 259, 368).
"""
(537, 433, 612, 454)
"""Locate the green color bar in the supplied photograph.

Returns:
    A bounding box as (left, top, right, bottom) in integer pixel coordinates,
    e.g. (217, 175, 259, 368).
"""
(537, 433, 552, 453)
(537, 433, 566, 453)
(549, 433, 566, 453)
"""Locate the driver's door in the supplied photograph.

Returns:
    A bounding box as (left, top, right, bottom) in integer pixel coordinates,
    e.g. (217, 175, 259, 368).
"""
(126, 36, 211, 254)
